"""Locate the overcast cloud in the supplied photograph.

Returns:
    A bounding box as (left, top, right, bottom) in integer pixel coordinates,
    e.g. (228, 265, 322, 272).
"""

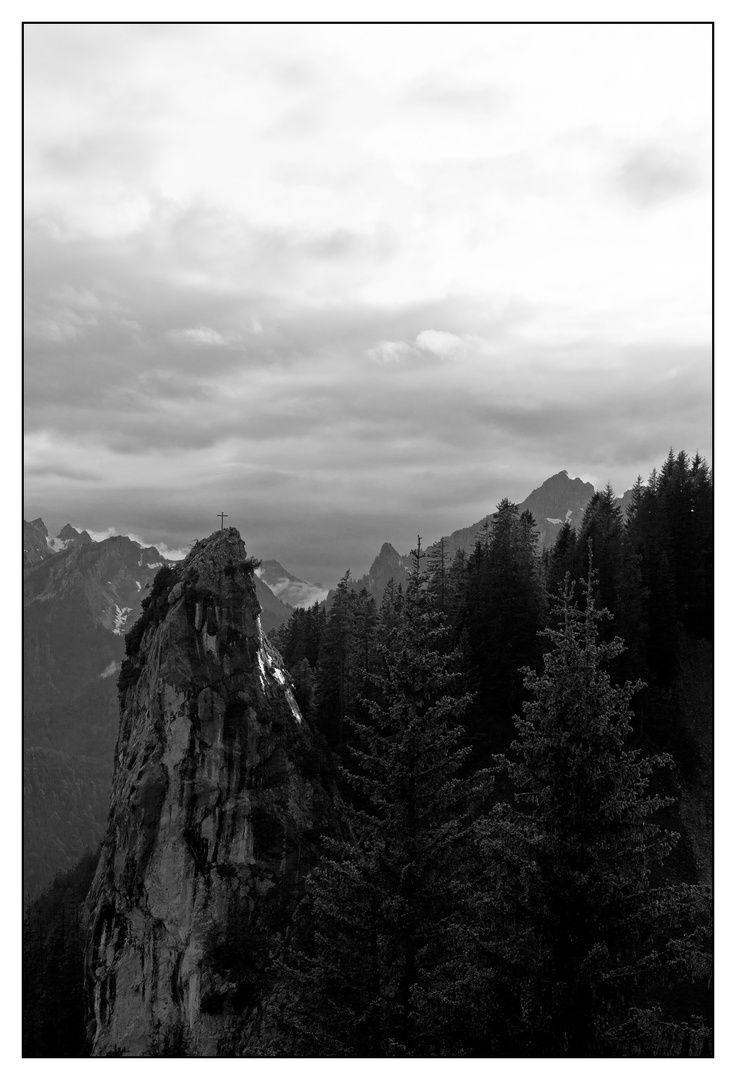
(23, 24, 712, 586)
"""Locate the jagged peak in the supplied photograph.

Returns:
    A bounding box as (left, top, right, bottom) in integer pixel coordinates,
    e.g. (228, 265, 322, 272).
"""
(116, 527, 262, 700)
(182, 526, 247, 568)
(161, 527, 263, 604)
(529, 470, 594, 495)
(26, 517, 48, 534)
(378, 541, 400, 558)
(542, 469, 585, 485)
(55, 522, 92, 545)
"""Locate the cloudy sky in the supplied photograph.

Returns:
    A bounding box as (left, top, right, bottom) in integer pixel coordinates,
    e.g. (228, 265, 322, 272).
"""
(23, 23, 712, 585)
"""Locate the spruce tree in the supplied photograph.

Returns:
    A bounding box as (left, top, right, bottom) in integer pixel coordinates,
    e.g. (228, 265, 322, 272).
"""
(462, 499, 544, 751)
(624, 450, 713, 685)
(427, 535, 450, 614)
(254, 541, 492, 1056)
(480, 567, 712, 1055)
(315, 571, 356, 747)
(547, 519, 579, 597)
(23, 850, 99, 1056)
(352, 587, 380, 722)
(576, 484, 625, 616)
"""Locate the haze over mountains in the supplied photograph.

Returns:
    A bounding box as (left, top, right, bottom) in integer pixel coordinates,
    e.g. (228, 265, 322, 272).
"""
(256, 560, 329, 608)
(23, 467, 633, 899)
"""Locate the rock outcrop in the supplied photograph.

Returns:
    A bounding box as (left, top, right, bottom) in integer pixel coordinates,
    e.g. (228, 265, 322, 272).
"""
(24, 521, 294, 900)
(85, 528, 326, 1056)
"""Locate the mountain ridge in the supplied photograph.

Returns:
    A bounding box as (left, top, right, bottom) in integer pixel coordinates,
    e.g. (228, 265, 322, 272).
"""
(335, 470, 633, 606)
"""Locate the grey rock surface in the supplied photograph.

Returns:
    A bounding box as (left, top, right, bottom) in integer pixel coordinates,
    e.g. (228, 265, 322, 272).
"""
(85, 528, 326, 1056)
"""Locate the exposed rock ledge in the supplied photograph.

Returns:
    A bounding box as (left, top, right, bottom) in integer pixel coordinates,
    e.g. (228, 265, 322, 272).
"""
(86, 528, 327, 1056)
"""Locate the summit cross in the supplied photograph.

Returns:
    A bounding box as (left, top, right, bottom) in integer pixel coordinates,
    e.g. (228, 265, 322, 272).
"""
(218, 512, 228, 531)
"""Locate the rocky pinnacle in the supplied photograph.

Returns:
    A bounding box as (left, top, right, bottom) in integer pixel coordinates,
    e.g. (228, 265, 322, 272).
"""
(85, 528, 325, 1056)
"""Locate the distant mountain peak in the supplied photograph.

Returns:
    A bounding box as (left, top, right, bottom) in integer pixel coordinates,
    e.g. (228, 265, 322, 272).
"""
(530, 470, 593, 494)
(379, 541, 400, 558)
(419, 470, 598, 568)
(257, 558, 328, 609)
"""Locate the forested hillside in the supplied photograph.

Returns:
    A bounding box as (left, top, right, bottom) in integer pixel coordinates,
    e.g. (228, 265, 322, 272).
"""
(275, 450, 712, 775)
(261, 449, 713, 1055)
(23, 850, 99, 1057)
(23, 450, 713, 1057)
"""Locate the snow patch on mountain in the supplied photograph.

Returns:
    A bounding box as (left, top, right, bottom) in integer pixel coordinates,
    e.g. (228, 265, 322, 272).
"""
(258, 635, 303, 726)
(112, 605, 132, 635)
(100, 661, 118, 679)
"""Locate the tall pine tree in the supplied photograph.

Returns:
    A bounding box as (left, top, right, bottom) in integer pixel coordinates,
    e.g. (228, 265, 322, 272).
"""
(254, 541, 493, 1056)
(479, 566, 711, 1056)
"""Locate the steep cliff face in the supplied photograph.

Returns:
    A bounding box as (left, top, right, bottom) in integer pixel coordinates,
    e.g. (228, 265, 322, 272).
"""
(85, 528, 327, 1056)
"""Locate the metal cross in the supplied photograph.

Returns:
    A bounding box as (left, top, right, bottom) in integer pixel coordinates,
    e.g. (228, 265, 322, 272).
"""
(218, 512, 228, 531)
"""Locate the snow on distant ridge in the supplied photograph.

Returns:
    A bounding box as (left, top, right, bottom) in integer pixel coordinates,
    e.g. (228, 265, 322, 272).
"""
(76, 525, 189, 561)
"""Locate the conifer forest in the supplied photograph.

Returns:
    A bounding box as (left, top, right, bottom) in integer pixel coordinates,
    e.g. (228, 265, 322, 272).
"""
(23, 450, 713, 1057)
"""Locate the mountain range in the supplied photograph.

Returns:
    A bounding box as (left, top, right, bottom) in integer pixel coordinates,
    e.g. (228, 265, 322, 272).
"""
(24, 522, 174, 898)
(21, 455, 713, 1057)
(22, 468, 629, 897)
(337, 470, 632, 605)
(444, 469, 632, 554)
(23, 520, 294, 899)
